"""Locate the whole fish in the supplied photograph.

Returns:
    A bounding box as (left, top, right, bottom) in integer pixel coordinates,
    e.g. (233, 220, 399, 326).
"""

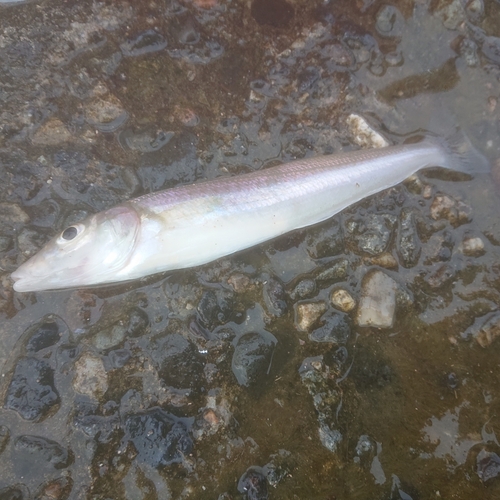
(11, 133, 488, 292)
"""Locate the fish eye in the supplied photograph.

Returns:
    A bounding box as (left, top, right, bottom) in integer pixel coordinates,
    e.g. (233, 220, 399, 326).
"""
(61, 226, 79, 241)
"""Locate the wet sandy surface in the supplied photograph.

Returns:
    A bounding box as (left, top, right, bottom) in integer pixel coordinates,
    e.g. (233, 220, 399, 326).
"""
(1, 0, 500, 498)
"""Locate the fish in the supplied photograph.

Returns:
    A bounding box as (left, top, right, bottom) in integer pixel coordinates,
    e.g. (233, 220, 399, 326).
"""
(11, 132, 489, 292)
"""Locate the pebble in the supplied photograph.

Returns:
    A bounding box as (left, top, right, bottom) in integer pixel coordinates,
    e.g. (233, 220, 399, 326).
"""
(295, 301, 327, 331)
(0, 202, 30, 224)
(290, 279, 316, 300)
(346, 114, 389, 149)
(357, 270, 398, 328)
(309, 310, 351, 344)
(397, 207, 421, 268)
(5, 357, 60, 421)
(430, 194, 471, 225)
(227, 273, 251, 293)
(32, 118, 71, 145)
(364, 252, 398, 269)
(85, 94, 128, 132)
(477, 448, 500, 482)
(460, 235, 485, 257)
(237, 467, 269, 500)
(464, 311, 500, 347)
(14, 435, 71, 469)
(232, 331, 277, 387)
(123, 408, 193, 467)
(73, 352, 108, 399)
(331, 289, 356, 312)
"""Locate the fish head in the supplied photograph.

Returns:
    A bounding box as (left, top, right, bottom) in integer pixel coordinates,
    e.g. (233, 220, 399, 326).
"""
(11, 205, 140, 292)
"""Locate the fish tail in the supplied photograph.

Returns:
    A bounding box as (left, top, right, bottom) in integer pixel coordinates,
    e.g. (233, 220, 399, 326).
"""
(431, 129, 490, 174)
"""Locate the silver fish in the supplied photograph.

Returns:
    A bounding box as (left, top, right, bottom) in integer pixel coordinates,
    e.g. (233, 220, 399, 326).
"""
(11, 134, 488, 292)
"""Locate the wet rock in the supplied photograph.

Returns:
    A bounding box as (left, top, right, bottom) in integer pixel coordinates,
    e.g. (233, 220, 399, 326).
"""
(423, 231, 454, 264)
(227, 273, 251, 293)
(477, 448, 500, 482)
(346, 114, 389, 149)
(251, 0, 294, 29)
(5, 357, 59, 421)
(299, 357, 342, 452)
(354, 434, 377, 467)
(459, 37, 480, 67)
(460, 235, 485, 257)
(425, 263, 456, 289)
(397, 208, 421, 268)
(0, 425, 10, 455)
(73, 411, 120, 443)
(150, 333, 204, 389)
(85, 94, 128, 132)
(25, 316, 66, 353)
(232, 331, 277, 387)
(364, 252, 398, 269)
(330, 289, 356, 312)
(306, 219, 344, 259)
(463, 311, 500, 347)
(34, 476, 73, 500)
(430, 194, 471, 226)
(237, 467, 268, 500)
(197, 288, 236, 330)
(123, 408, 193, 467)
(345, 214, 396, 255)
(108, 349, 131, 369)
(118, 128, 174, 152)
(294, 301, 327, 332)
(0, 486, 28, 500)
(315, 258, 349, 283)
(357, 270, 398, 328)
(73, 353, 108, 399)
(120, 30, 167, 56)
(297, 66, 320, 92)
(32, 118, 71, 146)
(263, 277, 287, 317)
(290, 279, 316, 300)
(376, 5, 403, 38)
(14, 435, 72, 469)
(309, 310, 351, 344)
(0, 203, 30, 225)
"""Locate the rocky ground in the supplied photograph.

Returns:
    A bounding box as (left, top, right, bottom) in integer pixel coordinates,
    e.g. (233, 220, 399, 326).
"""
(1, 0, 500, 498)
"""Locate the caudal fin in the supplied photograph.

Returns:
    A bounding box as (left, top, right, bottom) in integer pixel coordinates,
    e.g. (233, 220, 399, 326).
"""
(434, 128, 490, 174)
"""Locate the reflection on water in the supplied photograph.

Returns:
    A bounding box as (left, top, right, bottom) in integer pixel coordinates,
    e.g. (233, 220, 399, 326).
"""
(1, 0, 500, 498)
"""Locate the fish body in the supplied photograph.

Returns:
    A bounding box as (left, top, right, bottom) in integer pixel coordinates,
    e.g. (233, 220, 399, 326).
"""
(11, 135, 487, 292)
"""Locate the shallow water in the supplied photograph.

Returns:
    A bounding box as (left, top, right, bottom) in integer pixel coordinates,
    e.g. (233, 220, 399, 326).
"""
(1, 0, 500, 498)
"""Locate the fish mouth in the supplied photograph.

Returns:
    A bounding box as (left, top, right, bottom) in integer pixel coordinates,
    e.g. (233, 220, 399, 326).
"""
(11, 266, 49, 292)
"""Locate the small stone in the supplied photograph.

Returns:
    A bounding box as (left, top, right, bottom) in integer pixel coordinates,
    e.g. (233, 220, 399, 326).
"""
(331, 289, 356, 312)
(464, 311, 500, 347)
(85, 94, 128, 132)
(430, 194, 471, 225)
(227, 273, 251, 293)
(295, 301, 327, 331)
(0, 203, 30, 224)
(364, 252, 398, 269)
(14, 435, 72, 469)
(73, 353, 108, 399)
(5, 357, 60, 421)
(357, 270, 398, 328)
(460, 235, 485, 256)
(290, 279, 316, 300)
(232, 331, 277, 387)
(397, 207, 421, 268)
(309, 311, 351, 344)
(237, 467, 268, 500)
(34, 476, 73, 500)
(32, 118, 71, 145)
(123, 408, 193, 468)
(263, 277, 287, 317)
(346, 114, 389, 149)
(477, 448, 500, 482)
